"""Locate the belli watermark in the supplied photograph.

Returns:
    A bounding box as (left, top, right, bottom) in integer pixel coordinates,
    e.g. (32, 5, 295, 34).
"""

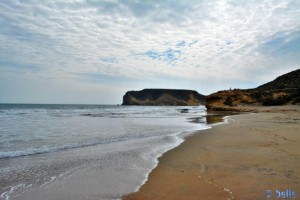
(265, 189, 296, 199)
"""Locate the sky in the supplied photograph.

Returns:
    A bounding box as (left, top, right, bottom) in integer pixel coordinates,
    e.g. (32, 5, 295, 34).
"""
(0, 0, 300, 104)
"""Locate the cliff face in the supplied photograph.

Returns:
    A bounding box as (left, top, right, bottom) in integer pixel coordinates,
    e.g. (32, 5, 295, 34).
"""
(206, 69, 300, 110)
(122, 89, 205, 106)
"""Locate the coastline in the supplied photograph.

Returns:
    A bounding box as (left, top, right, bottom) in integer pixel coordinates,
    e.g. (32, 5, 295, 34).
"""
(123, 105, 300, 200)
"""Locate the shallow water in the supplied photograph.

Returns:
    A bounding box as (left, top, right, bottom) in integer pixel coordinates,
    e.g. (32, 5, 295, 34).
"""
(0, 104, 208, 200)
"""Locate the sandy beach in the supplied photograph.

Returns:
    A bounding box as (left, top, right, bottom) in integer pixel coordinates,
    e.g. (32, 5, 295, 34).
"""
(123, 106, 300, 200)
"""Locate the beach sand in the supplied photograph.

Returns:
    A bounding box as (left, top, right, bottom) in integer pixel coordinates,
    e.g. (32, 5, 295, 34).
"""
(123, 106, 300, 200)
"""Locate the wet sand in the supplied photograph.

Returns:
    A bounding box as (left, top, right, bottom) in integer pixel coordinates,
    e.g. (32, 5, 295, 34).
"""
(124, 106, 300, 200)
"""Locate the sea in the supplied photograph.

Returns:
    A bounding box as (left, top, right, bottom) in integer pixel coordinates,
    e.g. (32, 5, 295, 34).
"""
(0, 104, 210, 200)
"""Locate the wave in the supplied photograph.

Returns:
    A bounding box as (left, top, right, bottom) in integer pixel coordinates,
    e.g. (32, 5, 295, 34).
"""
(0, 133, 171, 160)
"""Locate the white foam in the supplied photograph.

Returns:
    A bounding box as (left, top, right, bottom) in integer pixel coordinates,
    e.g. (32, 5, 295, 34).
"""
(134, 133, 185, 192)
(0, 133, 182, 159)
(0, 183, 30, 200)
(40, 176, 56, 188)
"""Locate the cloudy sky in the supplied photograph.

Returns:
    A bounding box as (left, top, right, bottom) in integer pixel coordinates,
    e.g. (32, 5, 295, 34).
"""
(0, 0, 299, 104)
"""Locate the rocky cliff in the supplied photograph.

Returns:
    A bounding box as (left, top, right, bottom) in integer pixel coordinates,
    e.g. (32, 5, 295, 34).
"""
(206, 69, 300, 110)
(122, 89, 205, 106)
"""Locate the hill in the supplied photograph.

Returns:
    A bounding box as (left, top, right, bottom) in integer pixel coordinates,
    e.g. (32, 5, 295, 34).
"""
(257, 69, 300, 91)
(206, 69, 300, 110)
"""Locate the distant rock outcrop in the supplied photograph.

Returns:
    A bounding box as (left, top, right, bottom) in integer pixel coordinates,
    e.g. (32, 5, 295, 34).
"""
(122, 89, 205, 106)
(206, 69, 300, 110)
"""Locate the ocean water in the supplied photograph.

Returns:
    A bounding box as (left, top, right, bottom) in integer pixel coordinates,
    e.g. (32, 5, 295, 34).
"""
(0, 104, 209, 200)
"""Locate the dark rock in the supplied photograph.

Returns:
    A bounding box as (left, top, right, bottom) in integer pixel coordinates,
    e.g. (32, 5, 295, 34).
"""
(122, 89, 205, 106)
(180, 109, 189, 113)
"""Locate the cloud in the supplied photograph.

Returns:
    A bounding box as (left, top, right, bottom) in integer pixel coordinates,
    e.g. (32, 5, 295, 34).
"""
(0, 0, 300, 103)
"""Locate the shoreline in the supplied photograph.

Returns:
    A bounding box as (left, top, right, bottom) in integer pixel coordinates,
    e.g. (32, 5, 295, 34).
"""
(0, 105, 211, 200)
(123, 105, 300, 200)
(131, 112, 228, 195)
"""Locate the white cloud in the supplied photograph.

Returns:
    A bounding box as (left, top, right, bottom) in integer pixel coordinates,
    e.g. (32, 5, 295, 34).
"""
(0, 0, 299, 103)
